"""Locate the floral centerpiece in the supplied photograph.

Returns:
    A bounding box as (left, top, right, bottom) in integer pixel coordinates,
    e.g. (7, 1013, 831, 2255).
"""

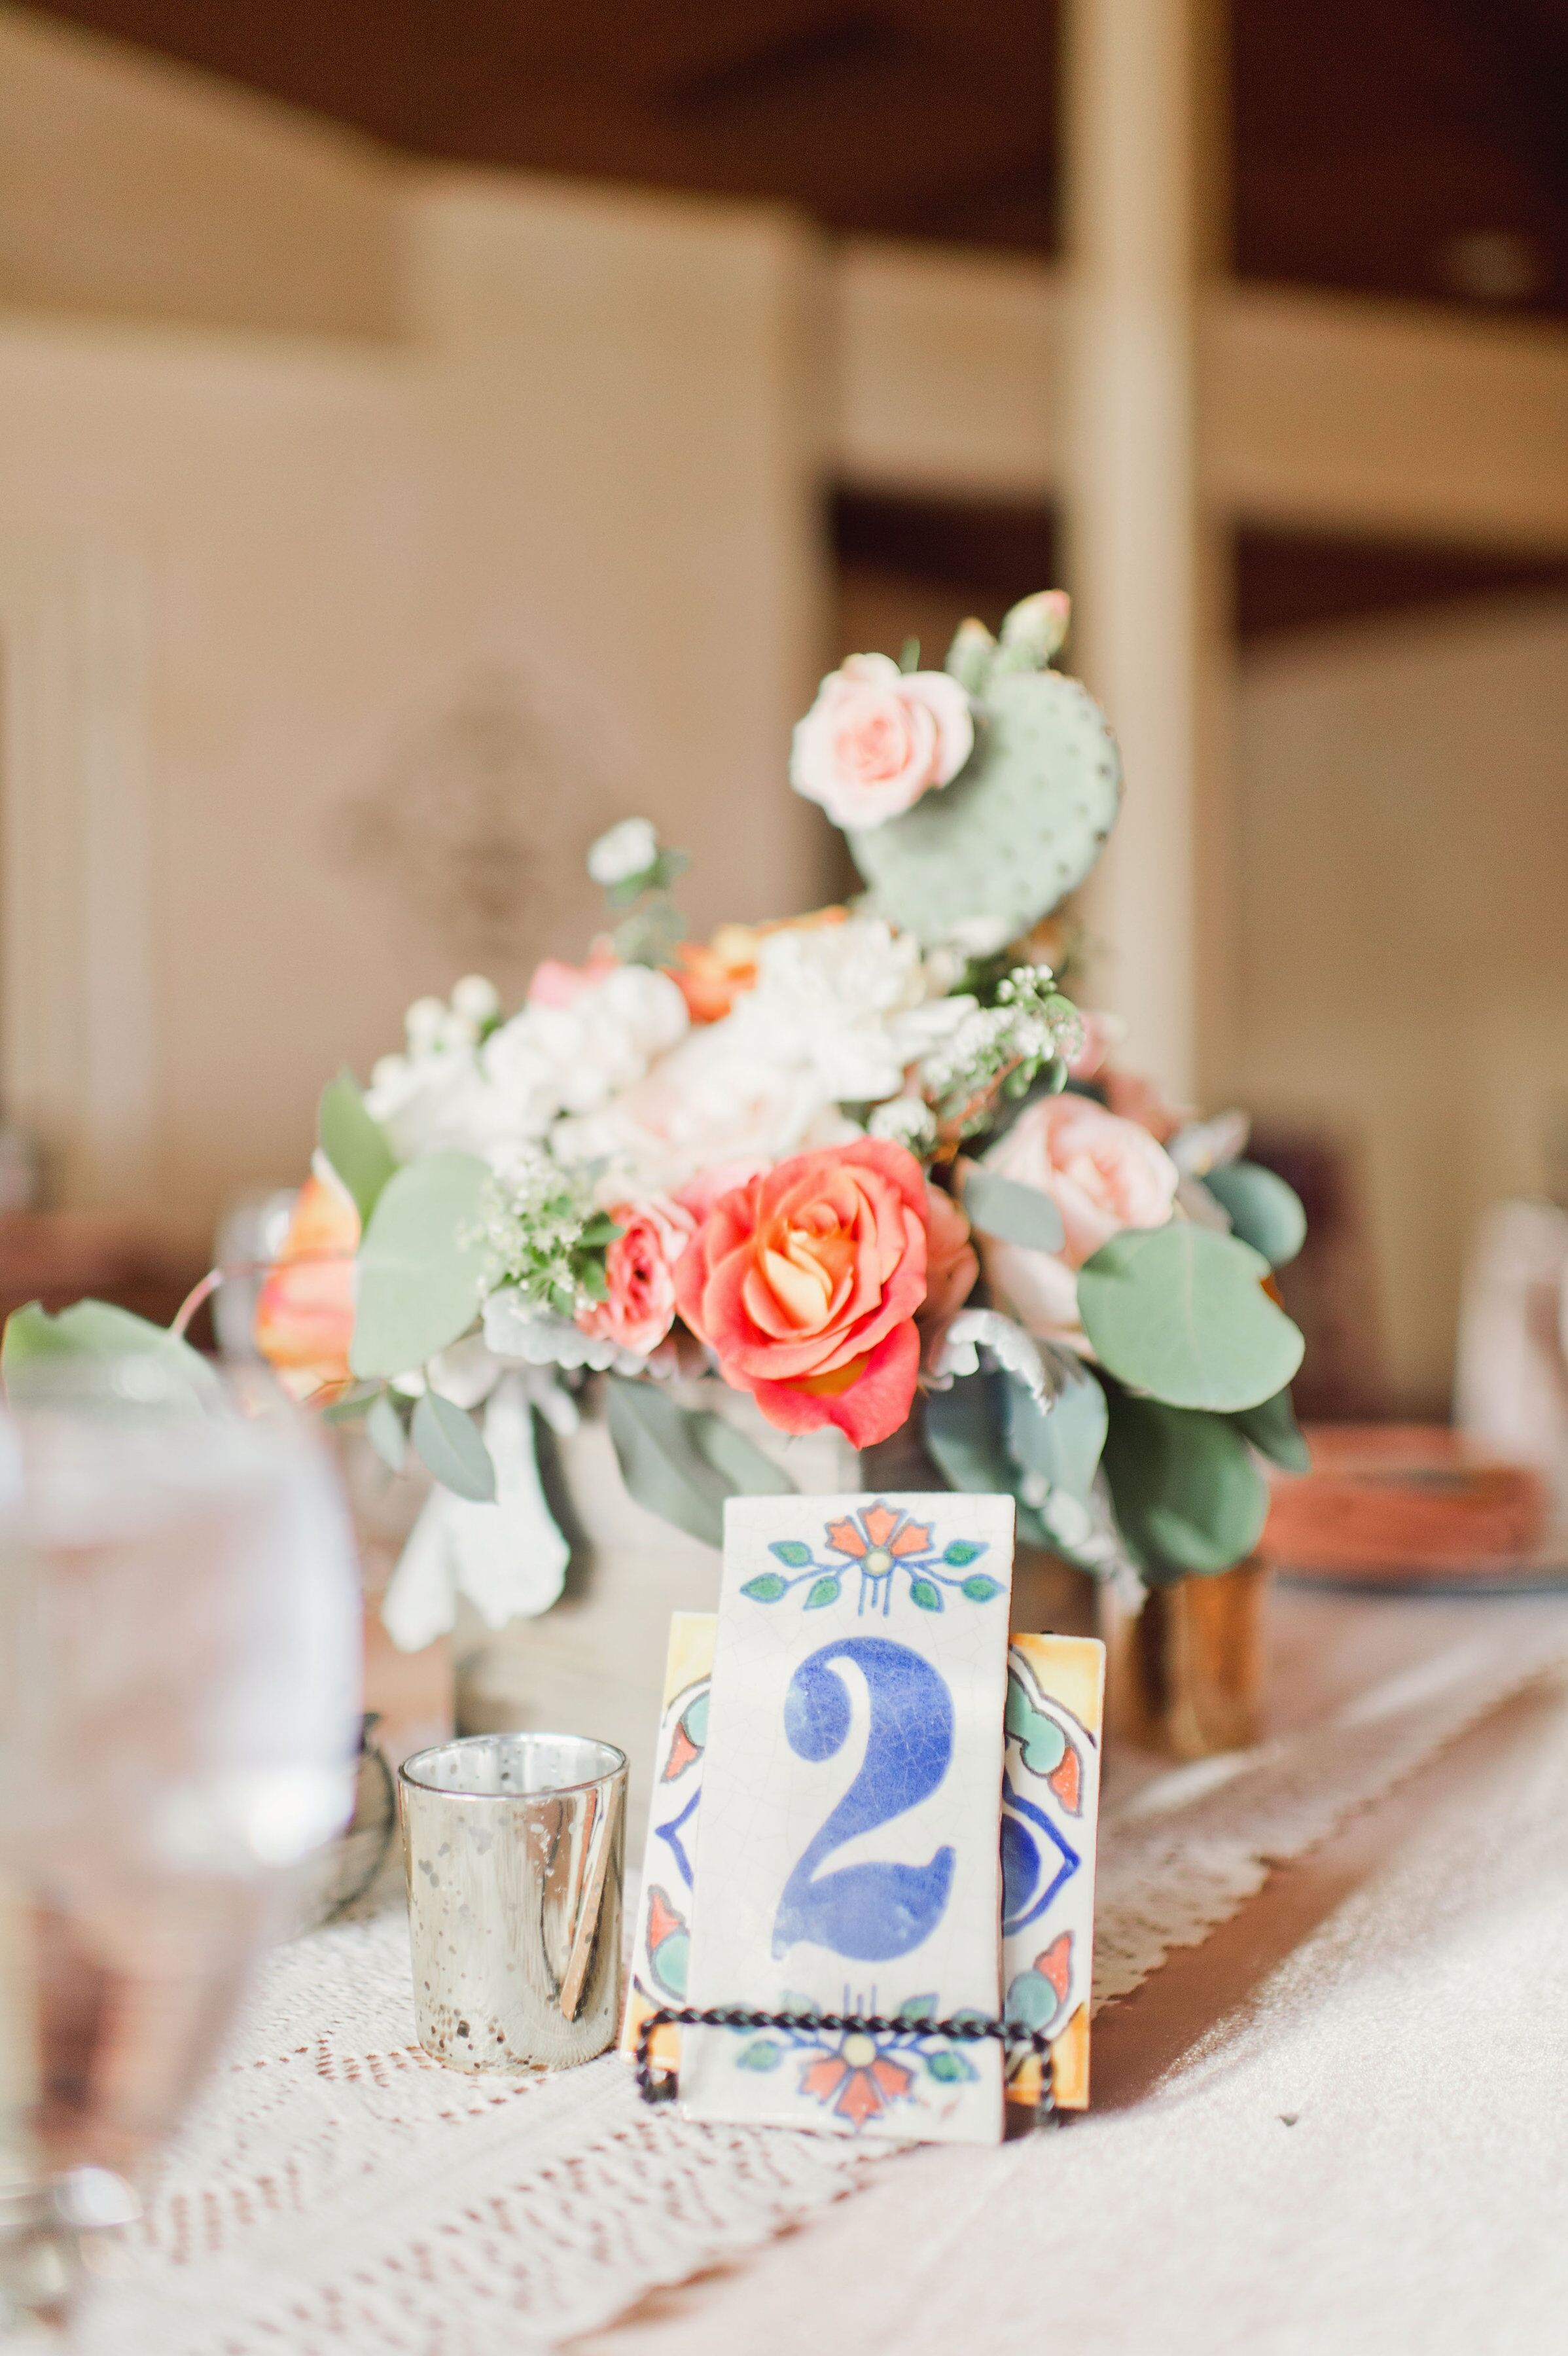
(1, 592, 1308, 1666)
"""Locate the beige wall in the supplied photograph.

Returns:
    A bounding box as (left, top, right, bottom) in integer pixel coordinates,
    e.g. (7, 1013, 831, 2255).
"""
(1233, 595, 1568, 1414)
(0, 10, 832, 1247)
(0, 4, 403, 338)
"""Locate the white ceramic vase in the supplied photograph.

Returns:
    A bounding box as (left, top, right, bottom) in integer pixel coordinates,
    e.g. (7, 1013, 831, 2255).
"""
(452, 1383, 857, 1846)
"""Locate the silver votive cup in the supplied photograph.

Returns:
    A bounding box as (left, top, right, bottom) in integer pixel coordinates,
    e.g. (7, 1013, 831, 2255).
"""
(398, 1733, 627, 2073)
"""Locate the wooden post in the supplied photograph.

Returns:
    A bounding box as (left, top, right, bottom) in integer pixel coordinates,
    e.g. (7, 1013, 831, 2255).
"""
(1061, 0, 1230, 1104)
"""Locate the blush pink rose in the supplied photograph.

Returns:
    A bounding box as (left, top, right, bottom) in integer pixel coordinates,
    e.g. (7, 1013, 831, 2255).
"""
(790, 652, 974, 829)
(978, 1094, 1180, 1344)
(673, 1137, 935, 1446)
(1105, 1067, 1185, 1143)
(1065, 1010, 1123, 1082)
(527, 948, 618, 1010)
(575, 1196, 696, 1358)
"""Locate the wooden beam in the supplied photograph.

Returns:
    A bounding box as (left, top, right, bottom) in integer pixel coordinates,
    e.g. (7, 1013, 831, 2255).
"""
(830, 240, 1063, 499)
(1205, 287, 1568, 550)
(832, 245, 1568, 552)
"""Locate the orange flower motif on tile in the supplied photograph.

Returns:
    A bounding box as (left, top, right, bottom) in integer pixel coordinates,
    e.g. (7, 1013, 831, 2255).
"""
(1047, 1742, 1082, 1813)
(797, 2033, 918, 2129)
(736, 2009, 980, 2131)
(742, 1500, 1006, 1619)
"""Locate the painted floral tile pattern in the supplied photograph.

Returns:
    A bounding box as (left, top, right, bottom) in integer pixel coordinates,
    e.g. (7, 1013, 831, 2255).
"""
(1001, 1630, 1105, 2110)
(681, 1493, 1016, 2146)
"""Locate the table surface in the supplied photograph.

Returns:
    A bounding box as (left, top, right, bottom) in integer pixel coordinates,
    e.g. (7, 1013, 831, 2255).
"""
(80, 1585, 1568, 2356)
(580, 1597, 1568, 2356)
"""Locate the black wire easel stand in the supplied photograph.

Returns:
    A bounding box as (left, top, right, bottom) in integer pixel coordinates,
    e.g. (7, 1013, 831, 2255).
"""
(633, 2005, 1060, 2122)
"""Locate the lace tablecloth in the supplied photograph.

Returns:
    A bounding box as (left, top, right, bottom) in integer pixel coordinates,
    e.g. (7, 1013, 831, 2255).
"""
(78, 1587, 1568, 2355)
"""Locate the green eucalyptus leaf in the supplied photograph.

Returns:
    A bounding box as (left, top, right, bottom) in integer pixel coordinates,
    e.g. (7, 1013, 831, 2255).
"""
(741, 1572, 787, 1603)
(689, 1410, 794, 1501)
(1077, 1225, 1304, 1413)
(922, 1373, 1050, 1548)
(962, 1167, 1065, 1254)
(804, 1576, 842, 1609)
(909, 1578, 944, 1611)
(318, 1072, 397, 1228)
(411, 1391, 496, 1502)
(605, 1378, 734, 1548)
(349, 1152, 491, 1379)
(1231, 1385, 1311, 1473)
(738, 2040, 783, 2072)
(1100, 1389, 1268, 1580)
(771, 1540, 813, 1568)
(321, 1380, 382, 1425)
(943, 1539, 984, 1567)
(900, 1993, 939, 2024)
(1, 1299, 218, 1409)
(1202, 1160, 1307, 1269)
(1005, 1363, 1107, 1503)
(366, 1390, 408, 1472)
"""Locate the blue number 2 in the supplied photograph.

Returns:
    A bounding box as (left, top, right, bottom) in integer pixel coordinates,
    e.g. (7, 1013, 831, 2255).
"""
(772, 1637, 955, 1963)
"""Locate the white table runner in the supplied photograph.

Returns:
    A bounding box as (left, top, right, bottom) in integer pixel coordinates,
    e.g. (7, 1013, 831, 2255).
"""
(78, 1588, 1568, 2355)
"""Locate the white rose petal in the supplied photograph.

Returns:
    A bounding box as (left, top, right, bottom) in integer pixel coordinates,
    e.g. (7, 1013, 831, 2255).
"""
(481, 1290, 645, 1376)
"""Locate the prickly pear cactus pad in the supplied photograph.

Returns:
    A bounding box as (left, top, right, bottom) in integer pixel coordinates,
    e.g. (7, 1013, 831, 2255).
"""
(846, 595, 1122, 950)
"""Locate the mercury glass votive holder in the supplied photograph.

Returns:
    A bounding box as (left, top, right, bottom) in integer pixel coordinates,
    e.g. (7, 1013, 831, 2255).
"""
(398, 1733, 626, 2073)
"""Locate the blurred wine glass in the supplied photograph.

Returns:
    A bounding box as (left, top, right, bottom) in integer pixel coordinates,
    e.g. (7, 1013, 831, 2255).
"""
(0, 1355, 360, 2336)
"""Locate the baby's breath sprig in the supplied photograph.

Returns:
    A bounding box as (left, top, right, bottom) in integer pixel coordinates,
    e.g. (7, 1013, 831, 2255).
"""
(919, 964, 1084, 1139)
(479, 1148, 622, 1317)
(586, 817, 690, 968)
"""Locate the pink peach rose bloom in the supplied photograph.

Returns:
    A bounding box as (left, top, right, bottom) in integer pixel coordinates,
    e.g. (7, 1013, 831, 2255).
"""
(1105, 1067, 1185, 1143)
(978, 1093, 1179, 1343)
(789, 652, 973, 829)
(673, 1137, 940, 1446)
(575, 1194, 696, 1358)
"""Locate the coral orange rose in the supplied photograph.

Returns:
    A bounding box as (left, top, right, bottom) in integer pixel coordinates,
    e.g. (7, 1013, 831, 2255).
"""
(253, 1165, 359, 1402)
(673, 1138, 936, 1446)
(575, 1195, 696, 1359)
(921, 1179, 978, 1329)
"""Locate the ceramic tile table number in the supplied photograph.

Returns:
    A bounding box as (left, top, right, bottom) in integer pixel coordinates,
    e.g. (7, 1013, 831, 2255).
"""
(675, 1493, 1017, 2145)
(622, 1611, 1105, 2122)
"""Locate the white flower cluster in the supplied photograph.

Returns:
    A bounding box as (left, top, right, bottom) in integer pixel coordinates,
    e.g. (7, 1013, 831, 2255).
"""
(868, 1095, 939, 1156)
(363, 916, 1056, 1215)
(364, 965, 688, 1165)
(731, 919, 972, 1107)
(554, 916, 968, 1196)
